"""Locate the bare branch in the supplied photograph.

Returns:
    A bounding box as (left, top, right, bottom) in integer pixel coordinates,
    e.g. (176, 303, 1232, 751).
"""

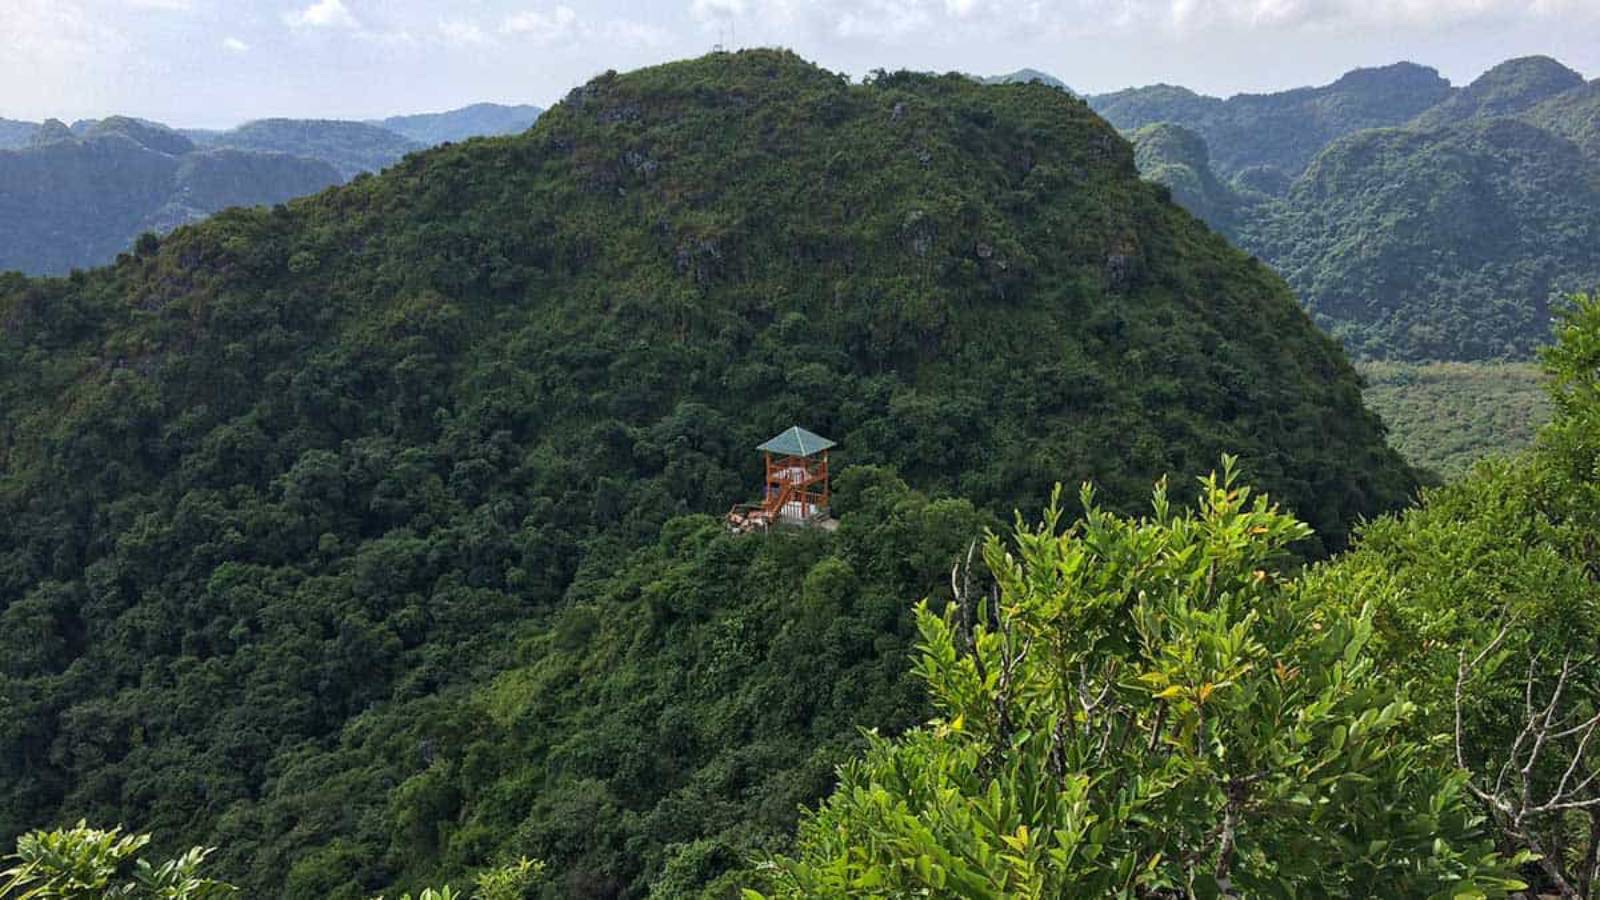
(1457, 636, 1600, 897)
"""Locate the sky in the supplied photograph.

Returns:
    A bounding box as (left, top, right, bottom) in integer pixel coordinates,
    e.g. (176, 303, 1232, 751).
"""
(2, 0, 1598, 128)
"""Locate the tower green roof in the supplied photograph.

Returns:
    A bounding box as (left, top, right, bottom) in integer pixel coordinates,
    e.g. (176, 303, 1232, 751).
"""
(758, 425, 835, 457)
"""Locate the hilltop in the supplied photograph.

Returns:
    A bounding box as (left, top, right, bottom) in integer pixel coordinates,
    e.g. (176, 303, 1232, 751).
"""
(1411, 55, 1585, 128)
(0, 50, 1414, 896)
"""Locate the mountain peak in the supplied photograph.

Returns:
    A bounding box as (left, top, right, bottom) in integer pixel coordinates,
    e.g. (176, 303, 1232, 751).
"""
(1413, 55, 1585, 127)
(979, 69, 1073, 92)
(27, 118, 75, 147)
(83, 115, 195, 155)
(0, 49, 1419, 898)
(1091, 61, 1450, 177)
(1330, 61, 1447, 91)
(1473, 55, 1584, 87)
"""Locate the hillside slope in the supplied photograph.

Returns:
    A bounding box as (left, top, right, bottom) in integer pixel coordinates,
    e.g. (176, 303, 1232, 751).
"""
(1245, 118, 1600, 360)
(0, 50, 1415, 897)
(1521, 79, 1600, 159)
(1130, 122, 1250, 232)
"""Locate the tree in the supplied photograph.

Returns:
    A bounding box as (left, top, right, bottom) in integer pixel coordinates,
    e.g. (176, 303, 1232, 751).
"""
(751, 461, 1520, 898)
(0, 823, 234, 899)
(1317, 294, 1600, 897)
(376, 857, 543, 900)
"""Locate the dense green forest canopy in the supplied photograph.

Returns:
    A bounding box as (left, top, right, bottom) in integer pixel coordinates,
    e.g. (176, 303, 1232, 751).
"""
(1246, 117, 1600, 360)
(1521, 80, 1600, 160)
(1412, 56, 1586, 128)
(19, 298, 1598, 897)
(0, 50, 1415, 898)
(1129, 122, 1244, 233)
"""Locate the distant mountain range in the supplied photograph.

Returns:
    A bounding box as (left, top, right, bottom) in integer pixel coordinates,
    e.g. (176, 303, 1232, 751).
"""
(0, 116, 338, 274)
(370, 102, 544, 145)
(0, 103, 542, 274)
(1078, 56, 1600, 361)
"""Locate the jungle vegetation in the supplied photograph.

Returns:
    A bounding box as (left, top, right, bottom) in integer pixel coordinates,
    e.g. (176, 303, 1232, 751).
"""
(14, 296, 1600, 896)
(0, 50, 1418, 898)
(756, 295, 1600, 897)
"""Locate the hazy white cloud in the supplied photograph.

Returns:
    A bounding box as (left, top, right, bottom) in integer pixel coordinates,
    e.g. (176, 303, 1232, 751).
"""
(284, 0, 359, 29)
(834, 1, 936, 40)
(3, 0, 123, 64)
(222, 36, 250, 52)
(501, 5, 579, 43)
(439, 19, 491, 46)
(1159, 0, 1600, 30)
(497, 6, 665, 49)
(126, 0, 194, 10)
(690, 0, 748, 21)
(596, 19, 674, 49)
(356, 27, 418, 46)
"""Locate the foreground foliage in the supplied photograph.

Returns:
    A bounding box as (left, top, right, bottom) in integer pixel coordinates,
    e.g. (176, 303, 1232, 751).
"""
(0, 823, 234, 899)
(0, 823, 543, 900)
(1323, 295, 1600, 895)
(755, 462, 1519, 897)
(757, 294, 1600, 897)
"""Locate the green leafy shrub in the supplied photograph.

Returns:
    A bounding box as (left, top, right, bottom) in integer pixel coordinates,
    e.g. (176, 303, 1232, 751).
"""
(753, 461, 1520, 897)
(1319, 294, 1600, 895)
(0, 823, 234, 899)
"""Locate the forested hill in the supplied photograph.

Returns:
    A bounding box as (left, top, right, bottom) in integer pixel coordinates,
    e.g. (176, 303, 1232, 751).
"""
(1116, 55, 1600, 361)
(0, 50, 1414, 897)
